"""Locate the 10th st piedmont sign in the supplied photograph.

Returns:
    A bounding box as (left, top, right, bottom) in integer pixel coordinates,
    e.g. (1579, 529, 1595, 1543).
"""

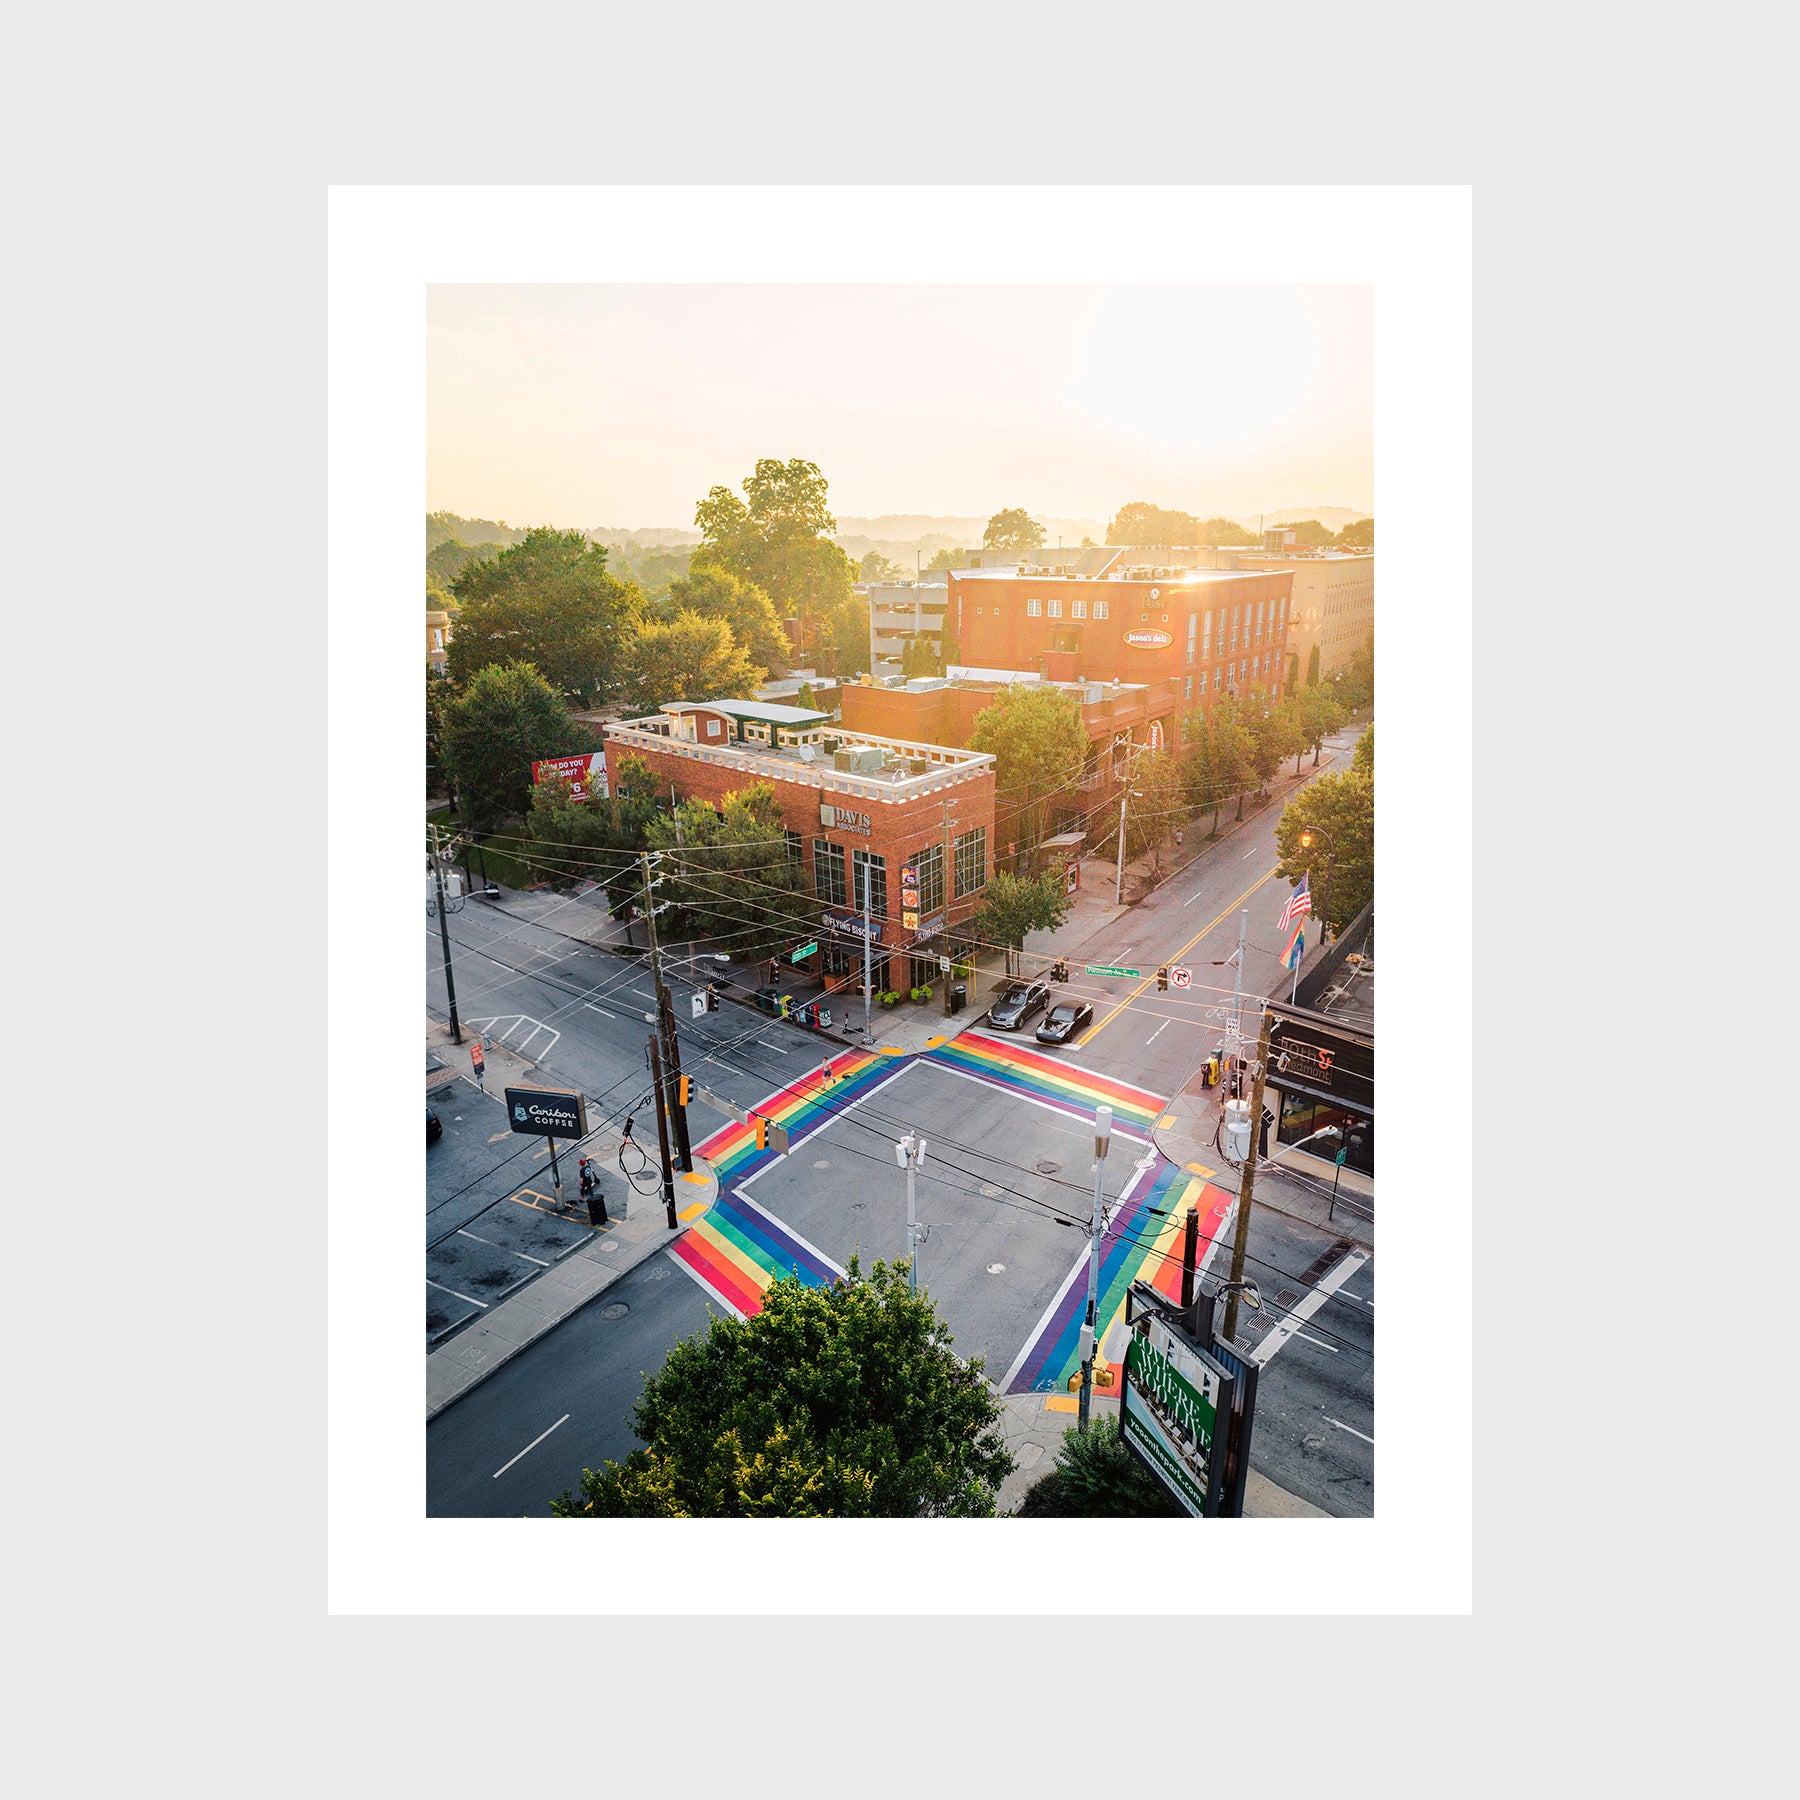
(502, 1084, 589, 1139)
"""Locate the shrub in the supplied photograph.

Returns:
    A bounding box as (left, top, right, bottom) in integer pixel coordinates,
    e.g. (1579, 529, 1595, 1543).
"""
(1014, 1417, 1185, 1518)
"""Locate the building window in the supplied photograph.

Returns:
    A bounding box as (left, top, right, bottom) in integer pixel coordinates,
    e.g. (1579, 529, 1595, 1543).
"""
(912, 842, 944, 917)
(1048, 599, 1063, 619)
(1072, 599, 1087, 619)
(1202, 610, 1212, 655)
(1184, 674, 1194, 700)
(784, 829, 804, 864)
(1027, 598, 1041, 616)
(954, 827, 987, 898)
(813, 838, 847, 908)
(1186, 613, 1198, 664)
(1093, 601, 1109, 620)
(1213, 668, 1222, 692)
(1228, 607, 1239, 653)
(852, 848, 887, 918)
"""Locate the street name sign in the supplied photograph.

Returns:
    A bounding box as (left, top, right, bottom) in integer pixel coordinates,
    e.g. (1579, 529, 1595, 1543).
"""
(1086, 964, 1142, 978)
(791, 941, 818, 962)
(502, 1084, 588, 1139)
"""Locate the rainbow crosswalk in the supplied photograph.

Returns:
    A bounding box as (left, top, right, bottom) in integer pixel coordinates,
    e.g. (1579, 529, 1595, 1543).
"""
(1001, 1160, 1237, 1396)
(922, 1031, 1166, 1136)
(668, 1049, 903, 1317)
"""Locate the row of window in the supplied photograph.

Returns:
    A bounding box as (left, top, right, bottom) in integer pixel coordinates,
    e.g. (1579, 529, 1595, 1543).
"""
(1179, 652, 1280, 701)
(807, 829, 986, 916)
(1022, 597, 1111, 620)
(991, 596, 1290, 654)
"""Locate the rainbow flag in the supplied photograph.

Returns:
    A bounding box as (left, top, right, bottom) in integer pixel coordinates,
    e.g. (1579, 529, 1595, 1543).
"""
(1281, 923, 1305, 970)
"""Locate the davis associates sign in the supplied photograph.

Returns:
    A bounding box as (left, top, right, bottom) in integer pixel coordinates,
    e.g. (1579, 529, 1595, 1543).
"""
(1120, 1306, 1235, 1517)
(502, 1084, 589, 1139)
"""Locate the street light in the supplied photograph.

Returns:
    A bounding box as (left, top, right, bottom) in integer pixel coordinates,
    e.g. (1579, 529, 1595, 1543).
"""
(1296, 824, 1336, 945)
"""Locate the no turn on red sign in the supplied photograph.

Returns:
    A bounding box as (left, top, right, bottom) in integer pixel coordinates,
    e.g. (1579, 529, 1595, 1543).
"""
(1169, 965, 1193, 989)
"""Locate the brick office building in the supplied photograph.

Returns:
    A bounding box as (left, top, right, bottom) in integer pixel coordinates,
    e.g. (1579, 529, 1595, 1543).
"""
(601, 700, 997, 996)
(948, 562, 1296, 714)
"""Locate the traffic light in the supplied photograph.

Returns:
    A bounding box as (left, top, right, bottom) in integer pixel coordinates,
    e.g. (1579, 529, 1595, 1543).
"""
(1157, 966, 1169, 991)
(1052, 959, 1068, 983)
(677, 1074, 691, 1107)
(705, 984, 720, 1012)
(753, 1113, 769, 1150)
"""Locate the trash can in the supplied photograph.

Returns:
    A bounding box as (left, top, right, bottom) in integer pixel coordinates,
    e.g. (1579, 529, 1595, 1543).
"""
(950, 982, 967, 1014)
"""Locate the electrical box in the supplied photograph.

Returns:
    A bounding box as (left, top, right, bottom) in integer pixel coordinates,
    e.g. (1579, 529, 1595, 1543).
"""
(1223, 1098, 1252, 1161)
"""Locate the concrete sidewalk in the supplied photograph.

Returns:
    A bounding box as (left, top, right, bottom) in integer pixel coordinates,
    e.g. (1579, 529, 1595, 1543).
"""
(425, 1019, 719, 1420)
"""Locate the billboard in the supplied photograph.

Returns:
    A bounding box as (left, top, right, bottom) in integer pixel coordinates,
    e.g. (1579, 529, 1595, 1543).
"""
(502, 1084, 589, 1139)
(531, 752, 609, 803)
(1120, 1302, 1234, 1518)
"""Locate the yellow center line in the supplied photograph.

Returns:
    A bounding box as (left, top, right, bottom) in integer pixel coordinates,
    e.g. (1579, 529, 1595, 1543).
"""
(1075, 867, 1280, 1051)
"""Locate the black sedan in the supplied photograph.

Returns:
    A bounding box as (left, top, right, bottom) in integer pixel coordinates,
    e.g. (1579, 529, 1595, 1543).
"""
(1035, 1000, 1094, 1045)
(985, 979, 1051, 1030)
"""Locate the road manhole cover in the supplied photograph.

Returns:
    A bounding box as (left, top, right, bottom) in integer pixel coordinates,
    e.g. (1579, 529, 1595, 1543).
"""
(600, 1302, 629, 1320)
(813, 1160, 831, 1170)
(1036, 1161, 1060, 1175)
(987, 1263, 1006, 1274)
(979, 1183, 1002, 1197)
(598, 1240, 619, 1254)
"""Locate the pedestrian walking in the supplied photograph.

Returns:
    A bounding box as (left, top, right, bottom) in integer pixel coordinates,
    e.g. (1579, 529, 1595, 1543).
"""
(578, 1157, 609, 1226)
(470, 1037, 486, 1089)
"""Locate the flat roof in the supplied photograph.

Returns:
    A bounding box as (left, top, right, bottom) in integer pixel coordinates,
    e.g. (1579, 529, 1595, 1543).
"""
(663, 699, 831, 726)
(951, 567, 1265, 583)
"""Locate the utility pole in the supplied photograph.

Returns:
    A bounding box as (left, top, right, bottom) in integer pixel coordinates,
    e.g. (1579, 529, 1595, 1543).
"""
(1179, 1204, 1199, 1310)
(1077, 1105, 1114, 1430)
(897, 1131, 926, 1291)
(1227, 906, 1248, 1092)
(1113, 788, 1130, 907)
(430, 824, 462, 1046)
(646, 1035, 678, 1230)
(942, 796, 958, 1017)
(1222, 1006, 1274, 1343)
(639, 852, 691, 1172)
(861, 855, 873, 1043)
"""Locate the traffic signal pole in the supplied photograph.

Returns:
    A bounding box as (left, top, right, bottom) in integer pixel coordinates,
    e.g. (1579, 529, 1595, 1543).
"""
(1222, 1007, 1275, 1343)
(646, 1035, 678, 1229)
(640, 852, 692, 1172)
(430, 824, 462, 1046)
(1077, 1105, 1114, 1431)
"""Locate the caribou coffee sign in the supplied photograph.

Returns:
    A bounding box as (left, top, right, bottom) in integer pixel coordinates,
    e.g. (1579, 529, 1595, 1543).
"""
(1123, 629, 1173, 649)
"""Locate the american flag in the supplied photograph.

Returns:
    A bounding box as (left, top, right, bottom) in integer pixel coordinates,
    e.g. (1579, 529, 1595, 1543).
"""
(1278, 874, 1312, 931)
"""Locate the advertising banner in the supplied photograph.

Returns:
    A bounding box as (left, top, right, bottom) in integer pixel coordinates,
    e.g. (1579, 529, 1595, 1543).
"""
(531, 752, 609, 803)
(1121, 1311, 1230, 1518)
(502, 1084, 589, 1139)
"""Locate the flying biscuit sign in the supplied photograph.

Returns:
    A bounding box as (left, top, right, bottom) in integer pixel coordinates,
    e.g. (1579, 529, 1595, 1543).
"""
(1123, 630, 1173, 648)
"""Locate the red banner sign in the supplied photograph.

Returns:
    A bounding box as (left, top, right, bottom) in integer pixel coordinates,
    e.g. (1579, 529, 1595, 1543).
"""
(531, 753, 609, 803)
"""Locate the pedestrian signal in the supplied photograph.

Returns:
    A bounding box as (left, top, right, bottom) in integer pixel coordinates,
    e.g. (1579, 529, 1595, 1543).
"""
(753, 1114, 769, 1150)
(677, 1074, 691, 1107)
(705, 985, 720, 1012)
(1157, 966, 1169, 991)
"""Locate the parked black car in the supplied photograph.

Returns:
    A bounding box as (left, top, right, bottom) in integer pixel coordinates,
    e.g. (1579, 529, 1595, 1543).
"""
(986, 979, 1050, 1030)
(1035, 1000, 1094, 1045)
(427, 1104, 443, 1144)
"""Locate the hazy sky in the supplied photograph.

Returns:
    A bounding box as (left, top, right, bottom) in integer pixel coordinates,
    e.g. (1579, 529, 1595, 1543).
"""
(427, 285, 1371, 530)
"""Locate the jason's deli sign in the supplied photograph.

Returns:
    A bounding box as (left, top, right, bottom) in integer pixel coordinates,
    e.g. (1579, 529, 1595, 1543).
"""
(1123, 629, 1173, 649)
(502, 1085, 589, 1139)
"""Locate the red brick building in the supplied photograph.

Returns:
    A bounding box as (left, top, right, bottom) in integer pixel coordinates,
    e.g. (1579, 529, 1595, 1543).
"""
(948, 562, 1295, 712)
(602, 700, 997, 995)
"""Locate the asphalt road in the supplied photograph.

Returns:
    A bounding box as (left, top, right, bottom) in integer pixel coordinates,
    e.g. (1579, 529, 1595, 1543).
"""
(427, 1248, 715, 1517)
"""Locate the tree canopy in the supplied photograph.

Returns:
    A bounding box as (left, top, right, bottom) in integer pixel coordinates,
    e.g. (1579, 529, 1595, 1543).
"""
(981, 508, 1046, 554)
(1107, 503, 1255, 547)
(969, 869, 1073, 950)
(664, 559, 791, 674)
(1352, 724, 1373, 776)
(1274, 769, 1373, 936)
(550, 1259, 1013, 1517)
(447, 527, 644, 705)
(620, 613, 764, 712)
(1335, 516, 1374, 548)
(1118, 750, 1186, 873)
(924, 547, 967, 573)
(968, 683, 1085, 852)
(441, 660, 592, 831)
(859, 550, 902, 583)
(1276, 518, 1337, 549)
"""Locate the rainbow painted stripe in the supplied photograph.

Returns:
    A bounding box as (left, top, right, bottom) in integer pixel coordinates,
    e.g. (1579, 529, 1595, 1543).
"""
(1003, 1160, 1236, 1395)
(924, 1031, 1166, 1135)
(671, 1049, 903, 1317)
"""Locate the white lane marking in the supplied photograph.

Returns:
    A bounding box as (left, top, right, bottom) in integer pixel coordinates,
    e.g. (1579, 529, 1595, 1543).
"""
(425, 1277, 487, 1308)
(1254, 1248, 1369, 1366)
(456, 1228, 548, 1268)
(1324, 1416, 1374, 1446)
(493, 1413, 570, 1479)
(630, 987, 656, 1002)
(584, 1004, 614, 1017)
(1294, 1329, 1338, 1353)
(757, 1038, 792, 1053)
(1145, 1019, 1170, 1045)
(1241, 847, 1259, 859)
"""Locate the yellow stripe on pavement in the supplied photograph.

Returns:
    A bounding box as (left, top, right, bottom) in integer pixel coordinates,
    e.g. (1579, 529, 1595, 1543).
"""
(1075, 867, 1279, 1051)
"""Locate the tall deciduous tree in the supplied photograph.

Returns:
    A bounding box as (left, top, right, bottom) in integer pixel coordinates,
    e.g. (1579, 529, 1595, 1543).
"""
(620, 613, 763, 712)
(968, 683, 1085, 853)
(447, 527, 644, 704)
(982, 508, 1046, 554)
(1116, 750, 1186, 875)
(646, 782, 820, 962)
(550, 1259, 1013, 1517)
(859, 550, 901, 583)
(1352, 725, 1373, 776)
(1106, 501, 1201, 546)
(1306, 642, 1323, 687)
(1335, 517, 1374, 548)
(441, 661, 592, 831)
(1297, 684, 1348, 765)
(924, 547, 967, 573)
(665, 559, 791, 674)
(970, 870, 1073, 951)
(1274, 770, 1374, 936)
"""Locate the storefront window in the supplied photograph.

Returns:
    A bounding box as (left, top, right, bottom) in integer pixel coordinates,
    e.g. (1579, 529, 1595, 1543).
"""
(852, 848, 887, 917)
(912, 842, 944, 916)
(954, 826, 987, 898)
(1277, 1092, 1374, 1175)
(813, 838, 847, 908)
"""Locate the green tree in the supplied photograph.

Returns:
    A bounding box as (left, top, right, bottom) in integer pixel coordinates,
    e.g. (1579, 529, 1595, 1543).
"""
(1015, 1416, 1184, 1517)
(647, 782, 820, 962)
(1106, 501, 1201, 547)
(447, 527, 644, 704)
(551, 1259, 1013, 1517)
(795, 681, 818, 712)
(426, 665, 455, 801)
(1352, 724, 1373, 776)
(620, 613, 763, 712)
(968, 683, 1085, 853)
(982, 507, 1046, 554)
(1277, 518, 1336, 548)
(1306, 642, 1322, 687)
(1187, 701, 1258, 824)
(588, 754, 668, 934)
(1335, 516, 1374, 548)
(1116, 750, 1186, 875)
(1296, 684, 1348, 766)
(969, 869, 1073, 950)
(859, 550, 901, 584)
(694, 458, 858, 657)
(924, 547, 967, 573)
(521, 768, 617, 890)
(1338, 635, 1375, 710)
(1274, 770, 1374, 937)
(665, 559, 791, 674)
(442, 661, 591, 831)
(819, 592, 871, 679)
(1201, 516, 1255, 545)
